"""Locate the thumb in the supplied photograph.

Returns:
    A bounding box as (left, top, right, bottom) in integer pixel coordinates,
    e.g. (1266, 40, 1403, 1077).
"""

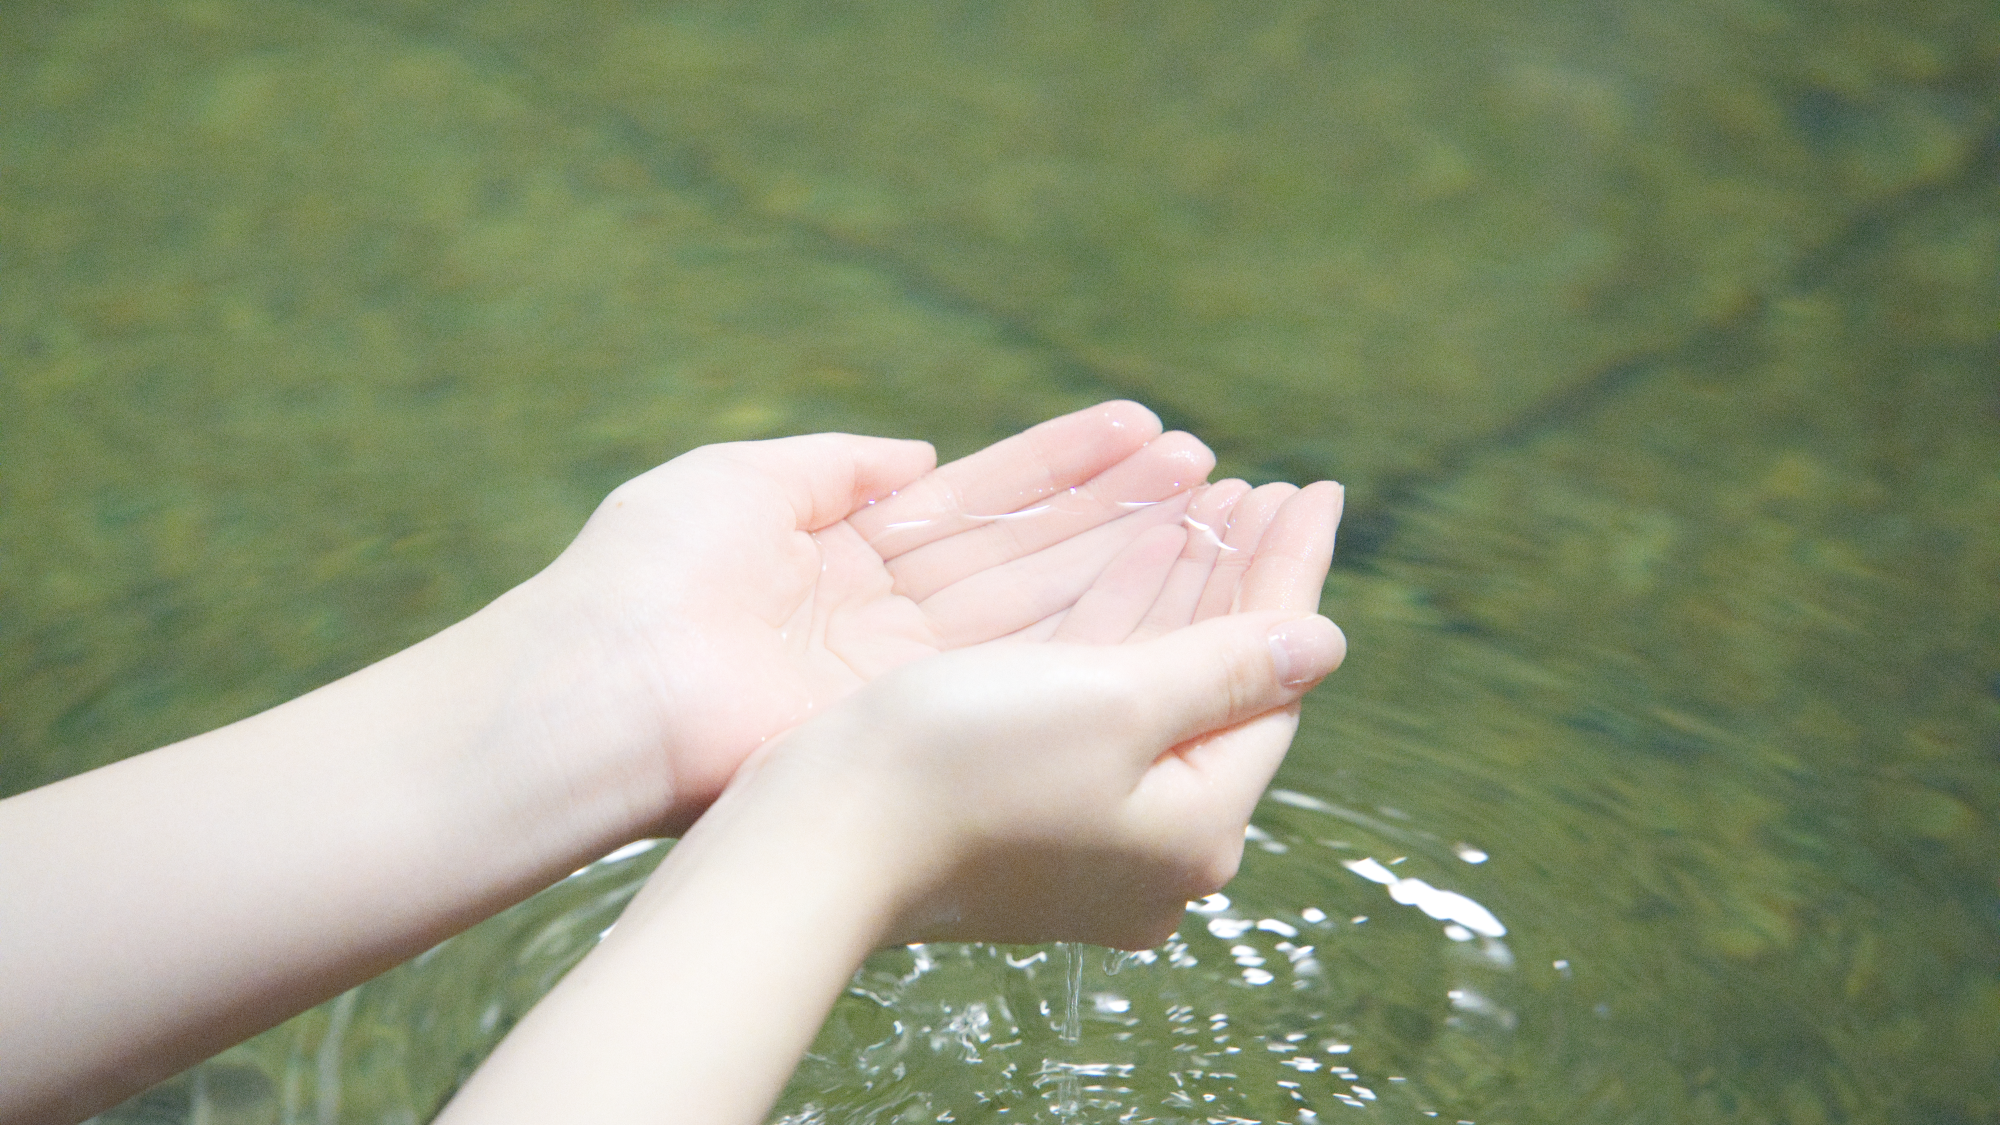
(1120, 611, 1345, 754)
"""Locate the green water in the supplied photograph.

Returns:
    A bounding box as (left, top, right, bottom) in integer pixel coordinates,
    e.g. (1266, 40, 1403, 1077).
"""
(3, 0, 1997, 1121)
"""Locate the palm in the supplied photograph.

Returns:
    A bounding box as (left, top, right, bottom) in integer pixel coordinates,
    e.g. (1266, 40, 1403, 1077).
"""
(544, 403, 1214, 825)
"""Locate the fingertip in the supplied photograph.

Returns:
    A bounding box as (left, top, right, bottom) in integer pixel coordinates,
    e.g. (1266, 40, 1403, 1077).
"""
(1228, 482, 1298, 534)
(1145, 431, 1218, 491)
(1187, 479, 1249, 520)
(860, 437, 941, 501)
(1300, 479, 1345, 520)
(1267, 614, 1344, 688)
(1093, 399, 1164, 440)
(1287, 479, 1343, 542)
(883, 434, 938, 465)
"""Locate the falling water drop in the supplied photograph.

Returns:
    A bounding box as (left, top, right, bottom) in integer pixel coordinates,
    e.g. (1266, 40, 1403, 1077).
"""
(1053, 941, 1084, 1119)
(1062, 941, 1083, 1046)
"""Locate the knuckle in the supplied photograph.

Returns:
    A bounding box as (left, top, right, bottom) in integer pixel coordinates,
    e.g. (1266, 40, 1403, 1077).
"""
(1215, 642, 1261, 721)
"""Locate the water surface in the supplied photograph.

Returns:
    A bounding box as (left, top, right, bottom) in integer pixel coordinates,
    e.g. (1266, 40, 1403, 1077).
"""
(2, 1, 1996, 1122)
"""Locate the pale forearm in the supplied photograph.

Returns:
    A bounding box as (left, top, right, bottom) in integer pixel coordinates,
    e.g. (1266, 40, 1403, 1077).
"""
(435, 754, 894, 1125)
(0, 591, 663, 1125)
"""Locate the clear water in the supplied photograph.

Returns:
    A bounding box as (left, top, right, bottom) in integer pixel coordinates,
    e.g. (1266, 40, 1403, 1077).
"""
(3, 0, 1997, 1122)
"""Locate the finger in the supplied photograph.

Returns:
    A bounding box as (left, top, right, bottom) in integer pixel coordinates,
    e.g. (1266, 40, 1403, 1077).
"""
(1236, 481, 1344, 614)
(888, 431, 1215, 603)
(1192, 483, 1297, 621)
(1130, 479, 1251, 640)
(1118, 611, 1345, 763)
(1051, 525, 1188, 644)
(706, 434, 938, 532)
(1131, 706, 1305, 881)
(1172, 707, 1302, 792)
(849, 401, 1162, 558)
(920, 493, 1193, 648)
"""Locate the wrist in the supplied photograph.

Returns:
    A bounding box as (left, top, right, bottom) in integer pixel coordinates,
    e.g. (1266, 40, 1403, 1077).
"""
(622, 736, 911, 951)
(438, 739, 904, 1125)
(431, 581, 681, 862)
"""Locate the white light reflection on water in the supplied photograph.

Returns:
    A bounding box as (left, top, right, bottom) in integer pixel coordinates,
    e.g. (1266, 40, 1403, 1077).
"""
(565, 837, 662, 881)
(757, 788, 1536, 1122)
(227, 784, 1542, 1125)
(1341, 856, 1508, 939)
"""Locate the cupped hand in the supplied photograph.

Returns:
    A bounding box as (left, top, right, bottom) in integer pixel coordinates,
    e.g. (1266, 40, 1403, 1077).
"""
(738, 480, 1345, 950)
(511, 402, 1216, 835)
(427, 474, 1341, 1125)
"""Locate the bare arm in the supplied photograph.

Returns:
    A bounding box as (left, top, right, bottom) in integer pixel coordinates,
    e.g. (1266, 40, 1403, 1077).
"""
(0, 403, 1210, 1125)
(0, 599, 637, 1122)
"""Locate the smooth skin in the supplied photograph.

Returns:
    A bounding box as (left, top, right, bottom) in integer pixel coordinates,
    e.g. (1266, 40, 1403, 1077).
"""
(435, 478, 1346, 1125)
(0, 402, 1238, 1125)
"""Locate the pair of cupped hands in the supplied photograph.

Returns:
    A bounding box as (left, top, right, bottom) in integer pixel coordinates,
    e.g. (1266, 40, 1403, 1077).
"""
(521, 400, 1345, 951)
(0, 399, 1343, 1125)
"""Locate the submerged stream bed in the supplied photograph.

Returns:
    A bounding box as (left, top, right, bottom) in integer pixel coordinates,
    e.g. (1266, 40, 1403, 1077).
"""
(4, 0, 1997, 1121)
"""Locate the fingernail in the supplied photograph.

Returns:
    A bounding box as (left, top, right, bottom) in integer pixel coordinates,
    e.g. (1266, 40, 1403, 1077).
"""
(1268, 615, 1343, 687)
